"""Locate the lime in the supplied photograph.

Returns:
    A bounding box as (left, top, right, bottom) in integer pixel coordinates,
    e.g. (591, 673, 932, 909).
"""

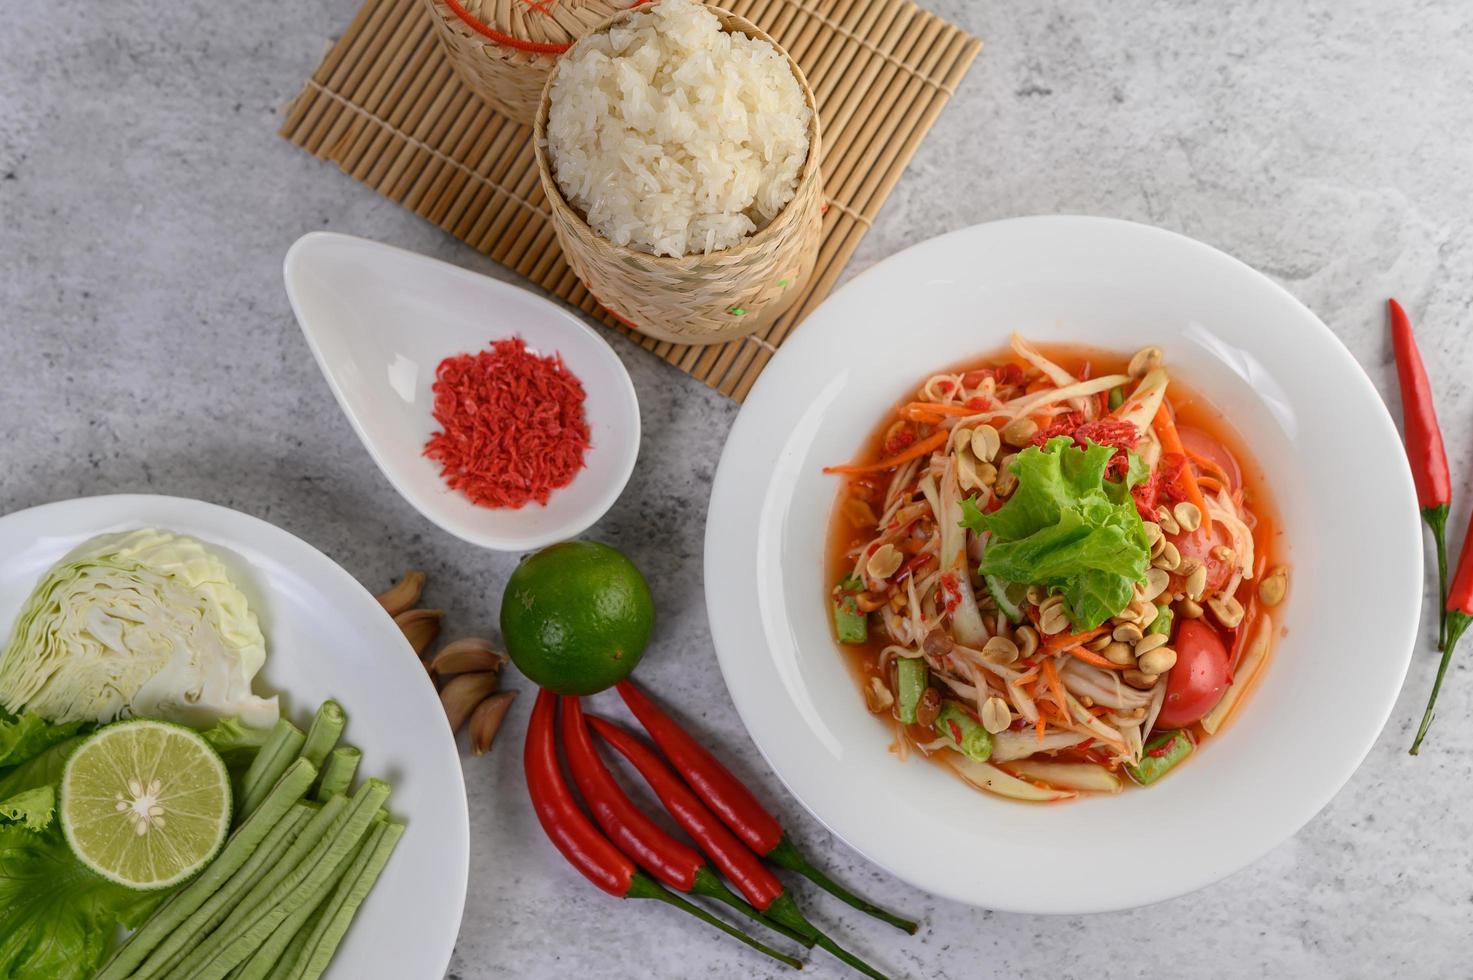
(984, 575, 1028, 624)
(60, 719, 231, 890)
(501, 541, 655, 695)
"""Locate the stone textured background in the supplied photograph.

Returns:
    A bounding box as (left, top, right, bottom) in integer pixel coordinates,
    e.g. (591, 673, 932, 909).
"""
(3, 0, 1470, 977)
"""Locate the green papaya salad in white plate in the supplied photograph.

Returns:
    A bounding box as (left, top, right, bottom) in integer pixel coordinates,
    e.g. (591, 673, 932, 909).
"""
(0, 495, 467, 980)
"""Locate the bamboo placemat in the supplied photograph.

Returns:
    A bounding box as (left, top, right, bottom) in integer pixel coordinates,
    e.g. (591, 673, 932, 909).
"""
(281, 0, 980, 400)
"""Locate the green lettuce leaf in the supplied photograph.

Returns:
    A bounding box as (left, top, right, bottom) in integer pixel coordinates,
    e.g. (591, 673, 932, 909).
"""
(0, 736, 84, 802)
(0, 824, 166, 980)
(0, 788, 54, 832)
(962, 437, 1151, 630)
(200, 715, 272, 771)
(0, 711, 82, 769)
(200, 715, 272, 799)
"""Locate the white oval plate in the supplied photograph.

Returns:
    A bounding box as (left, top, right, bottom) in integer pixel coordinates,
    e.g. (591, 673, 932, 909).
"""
(284, 232, 641, 552)
(706, 216, 1422, 914)
(0, 495, 468, 977)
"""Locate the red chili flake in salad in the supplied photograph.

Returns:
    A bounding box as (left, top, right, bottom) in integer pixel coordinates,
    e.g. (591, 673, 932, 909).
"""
(1156, 452, 1190, 502)
(423, 337, 591, 509)
(882, 424, 918, 456)
(1132, 451, 1191, 518)
(1104, 452, 1133, 481)
(1031, 412, 1084, 446)
(1146, 735, 1179, 759)
(993, 364, 1026, 387)
(938, 573, 963, 614)
(1073, 419, 1139, 450)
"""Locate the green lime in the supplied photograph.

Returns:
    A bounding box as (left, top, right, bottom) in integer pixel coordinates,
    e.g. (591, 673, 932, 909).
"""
(501, 541, 655, 695)
(60, 719, 231, 890)
(984, 575, 1028, 624)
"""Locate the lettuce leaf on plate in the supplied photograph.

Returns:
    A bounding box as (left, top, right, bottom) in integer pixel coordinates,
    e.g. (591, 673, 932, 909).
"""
(962, 436, 1151, 630)
(0, 736, 84, 802)
(0, 710, 88, 804)
(0, 779, 167, 980)
(199, 715, 273, 773)
(0, 822, 166, 980)
(0, 713, 169, 979)
(0, 710, 82, 769)
(0, 787, 54, 832)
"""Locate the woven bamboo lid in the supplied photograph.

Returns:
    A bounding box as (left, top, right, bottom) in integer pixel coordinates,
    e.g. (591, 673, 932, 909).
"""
(441, 0, 642, 54)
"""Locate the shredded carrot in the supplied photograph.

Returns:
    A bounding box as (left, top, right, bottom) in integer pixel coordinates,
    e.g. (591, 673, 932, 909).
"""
(1195, 475, 1224, 495)
(1038, 699, 1074, 731)
(824, 430, 948, 475)
(1152, 403, 1212, 533)
(1064, 645, 1129, 671)
(1040, 658, 1070, 724)
(899, 401, 972, 421)
(1034, 716, 1047, 742)
(1043, 625, 1107, 652)
(1186, 449, 1233, 489)
(1014, 669, 1040, 687)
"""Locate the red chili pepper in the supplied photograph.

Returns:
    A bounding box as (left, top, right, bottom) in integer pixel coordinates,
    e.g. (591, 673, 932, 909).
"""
(616, 680, 918, 935)
(589, 714, 891, 980)
(1388, 298, 1454, 649)
(559, 697, 807, 947)
(523, 690, 801, 968)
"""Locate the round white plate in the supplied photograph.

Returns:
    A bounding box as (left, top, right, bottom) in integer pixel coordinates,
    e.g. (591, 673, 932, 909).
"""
(705, 216, 1421, 914)
(0, 495, 469, 976)
(284, 232, 641, 552)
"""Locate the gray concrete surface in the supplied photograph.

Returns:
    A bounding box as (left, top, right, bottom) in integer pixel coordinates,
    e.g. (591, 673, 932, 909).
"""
(3, 0, 1470, 977)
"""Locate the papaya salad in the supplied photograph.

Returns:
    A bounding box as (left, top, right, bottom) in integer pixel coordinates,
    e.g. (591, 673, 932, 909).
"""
(825, 335, 1289, 802)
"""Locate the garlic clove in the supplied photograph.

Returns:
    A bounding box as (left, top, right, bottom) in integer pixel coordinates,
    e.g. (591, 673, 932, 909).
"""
(470, 691, 519, 755)
(395, 608, 443, 655)
(440, 671, 500, 733)
(429, 637, 507, 676)
(377, 571, 426, 616)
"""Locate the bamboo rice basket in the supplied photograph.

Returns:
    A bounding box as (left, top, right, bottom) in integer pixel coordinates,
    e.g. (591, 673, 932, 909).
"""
(420, 0, 640, 125)
(533, 4, 824, 345)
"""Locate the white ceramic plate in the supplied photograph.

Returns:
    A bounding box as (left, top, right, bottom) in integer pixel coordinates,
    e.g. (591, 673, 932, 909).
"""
(0, 495, 468, 977)
(706, 216, 1422, 914)
(284, 232, 641, 552)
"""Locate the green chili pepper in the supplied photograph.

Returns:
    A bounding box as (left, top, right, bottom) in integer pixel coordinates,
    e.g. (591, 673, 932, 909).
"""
(833, 595, 868, 644)
(895, 659, 927, 724)
(1147, 604, 1173, 636)
(1126, 729, 1195, 785)
(1108, 386, 1126, 411)
(934, 702, 991, 762)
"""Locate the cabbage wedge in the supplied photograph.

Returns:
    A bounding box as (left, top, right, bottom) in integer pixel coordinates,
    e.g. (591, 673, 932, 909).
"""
(0, 529, 278, 728)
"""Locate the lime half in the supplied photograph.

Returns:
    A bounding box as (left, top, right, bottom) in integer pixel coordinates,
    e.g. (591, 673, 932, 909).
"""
(60, 719, 231, 890)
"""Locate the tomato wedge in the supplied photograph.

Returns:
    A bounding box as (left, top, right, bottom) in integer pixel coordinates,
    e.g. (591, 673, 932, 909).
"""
(1173, 523, 1235, 595)
(1176, 425, 1242, 492)
(1157, 620, 1230, 728)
